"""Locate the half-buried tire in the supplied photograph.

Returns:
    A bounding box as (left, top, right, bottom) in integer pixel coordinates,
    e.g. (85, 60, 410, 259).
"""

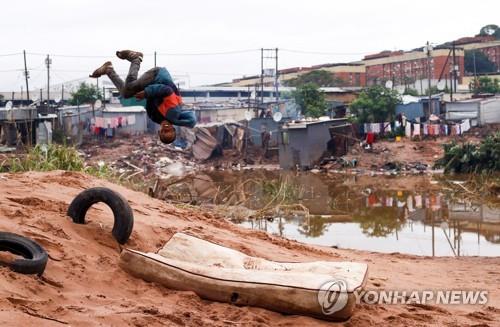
(0, 232, 48, 276)
(67, 187, 134, 244)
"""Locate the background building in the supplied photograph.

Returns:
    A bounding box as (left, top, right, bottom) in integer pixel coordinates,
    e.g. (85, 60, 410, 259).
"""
(363, 48, 465, 93)
(456, 36, 500, 72)
(229, 63, 366, 88)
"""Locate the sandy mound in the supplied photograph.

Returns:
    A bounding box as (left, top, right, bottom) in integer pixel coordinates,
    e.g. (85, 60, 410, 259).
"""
(0, 171, 498, 326)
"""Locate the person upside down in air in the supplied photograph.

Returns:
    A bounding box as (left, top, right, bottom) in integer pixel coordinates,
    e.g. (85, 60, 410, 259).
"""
(89, 50, 196, 144)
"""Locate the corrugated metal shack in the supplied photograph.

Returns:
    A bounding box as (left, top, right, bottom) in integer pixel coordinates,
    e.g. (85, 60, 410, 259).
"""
(195, 105, 249, 124)
(0, 106, 37, 145)
(278, 118, 349, 169)
(178, 121, 247, 161)
(102, 106, 148, 135)
(248, 118, 280, 147)
(58, 105, 99, 143)
(396, 95, 441, 121)
(445, 97, 500, 126)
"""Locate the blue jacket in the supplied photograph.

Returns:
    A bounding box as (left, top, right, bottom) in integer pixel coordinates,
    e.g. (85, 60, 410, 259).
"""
(153, 67, 174, 85)
(143, 68, 196, 128)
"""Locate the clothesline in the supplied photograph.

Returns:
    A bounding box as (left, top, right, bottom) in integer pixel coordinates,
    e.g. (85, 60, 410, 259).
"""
(87, 114, 137, 138)
(92, 115, 136, 128)
(361, 119, 471, 138)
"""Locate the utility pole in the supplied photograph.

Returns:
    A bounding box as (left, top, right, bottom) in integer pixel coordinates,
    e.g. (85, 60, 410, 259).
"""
(473, 51, 477, 80)
(45, 54, 51, 108)
(275, 47, 279, 104)
(260, 48, 264, 105)
(453, 42, 458, 94)
(452, 42, 457, 101)
(154, 51, 157, 68)
(23, 50, 30, 102)
(61, 84, 64, 103)
(425, 41, 433, 118)
(260, 48, 279, 108)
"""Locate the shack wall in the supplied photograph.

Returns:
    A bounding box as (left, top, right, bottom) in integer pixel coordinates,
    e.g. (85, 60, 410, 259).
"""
(395, 102, 424, 120)
(248, 118, 280, 147)
(278, 128, 309, 169)
(102, 111, 148, 135)
(279, 119, 347, 169)
(196, 108, 247, 124)
(479, 98, 500, 125)
(58, 105, 101, 139)
(445, 102, 479, 121)
(304, 122, 335, 168)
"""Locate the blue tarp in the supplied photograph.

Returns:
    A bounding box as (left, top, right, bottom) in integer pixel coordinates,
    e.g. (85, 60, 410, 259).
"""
(396, 99, 440, 120)
(395, 103, 424, 120)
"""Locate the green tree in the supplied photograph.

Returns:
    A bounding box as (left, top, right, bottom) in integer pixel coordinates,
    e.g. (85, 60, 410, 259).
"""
(350, 85, 401, 124)
(424, 85, 445, 96)
(479, 24, 500, 40)
(403, 87, 419, 96)
(465, 50, 497, 74)
(286, 70, 345, 87)
(470, 76, 500, 94)
(292, 83, 327, 118)
(70, 82, 101, 105)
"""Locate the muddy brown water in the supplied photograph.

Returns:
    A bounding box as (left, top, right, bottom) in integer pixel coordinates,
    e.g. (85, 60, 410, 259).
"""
(186, 170, 500, 257)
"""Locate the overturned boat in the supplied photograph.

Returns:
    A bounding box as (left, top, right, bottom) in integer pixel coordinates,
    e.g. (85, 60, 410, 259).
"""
(120, 232, 368, 321)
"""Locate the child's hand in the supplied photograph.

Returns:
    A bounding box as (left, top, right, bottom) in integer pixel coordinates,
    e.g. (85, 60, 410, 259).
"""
(135, 91, 145, 100)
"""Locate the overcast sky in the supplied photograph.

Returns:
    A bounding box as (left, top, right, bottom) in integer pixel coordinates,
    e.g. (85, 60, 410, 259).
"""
(0, 0, 498, 93)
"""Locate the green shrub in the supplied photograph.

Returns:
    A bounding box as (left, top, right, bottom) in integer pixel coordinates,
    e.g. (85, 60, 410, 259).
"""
(3, 144, 84, 172)
(435, 132, 500, 173)
(0, 144, 112, 178)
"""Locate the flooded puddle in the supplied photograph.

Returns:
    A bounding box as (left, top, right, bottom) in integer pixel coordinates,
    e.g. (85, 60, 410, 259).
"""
(188, 171, 500, 257)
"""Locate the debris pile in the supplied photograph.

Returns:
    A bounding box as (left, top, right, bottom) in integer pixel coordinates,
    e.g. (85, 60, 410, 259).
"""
(319, 155, 431, 175)
(81, 136, 197, 180)
(80, 129, 278, 182)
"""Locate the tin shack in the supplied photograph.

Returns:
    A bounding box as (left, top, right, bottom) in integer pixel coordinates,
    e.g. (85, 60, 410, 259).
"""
(278, 118, 348, 169)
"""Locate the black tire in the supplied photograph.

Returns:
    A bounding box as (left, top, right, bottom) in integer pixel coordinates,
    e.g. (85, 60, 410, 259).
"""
(0, 232, 48, 276)
(67, 187, 134, 244)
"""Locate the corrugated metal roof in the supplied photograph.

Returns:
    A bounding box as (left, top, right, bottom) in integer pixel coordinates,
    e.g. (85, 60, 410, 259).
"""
(103, 105, 145, 113)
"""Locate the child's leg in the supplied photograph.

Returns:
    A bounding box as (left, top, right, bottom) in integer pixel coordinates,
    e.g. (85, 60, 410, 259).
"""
(122, 64, 159, 98)
(106, 67, 125, 94)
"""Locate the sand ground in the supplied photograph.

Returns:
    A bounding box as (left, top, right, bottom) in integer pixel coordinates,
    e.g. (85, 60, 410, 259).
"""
(0, 171, 498, 326)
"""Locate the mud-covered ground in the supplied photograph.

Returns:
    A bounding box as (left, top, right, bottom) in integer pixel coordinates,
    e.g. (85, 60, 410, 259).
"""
(0, 171, 499, 326)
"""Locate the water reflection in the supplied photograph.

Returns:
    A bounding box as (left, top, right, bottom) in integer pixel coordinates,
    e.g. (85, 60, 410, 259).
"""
(194, 171, 500, 256)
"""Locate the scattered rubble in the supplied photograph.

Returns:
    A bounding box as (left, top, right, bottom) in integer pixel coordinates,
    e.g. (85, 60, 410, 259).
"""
(81, 135, 196, 180)
(80, 133, 279, 182)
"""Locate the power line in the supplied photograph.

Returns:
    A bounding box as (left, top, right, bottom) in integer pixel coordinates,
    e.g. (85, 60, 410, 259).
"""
(19, 68, 247, 76)
(280, 48, 370, 56)
(26, 52, 124, 59)
(0, 64, 46, 73)
(25, 49, 259, 58)
(4, 48, 378, 59)
(170, 70, 250, 76)
(155, 49, 259, 56)
(0, 52, 22, 57)
(0, 68, 23, 72)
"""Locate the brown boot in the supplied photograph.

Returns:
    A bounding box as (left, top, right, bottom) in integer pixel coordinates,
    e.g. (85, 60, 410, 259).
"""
(89, 61, 113, 78)
(116, 50, 143, 62)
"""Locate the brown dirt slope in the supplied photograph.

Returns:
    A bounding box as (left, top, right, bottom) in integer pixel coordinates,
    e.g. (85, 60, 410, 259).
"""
(0, 171, 498, 326)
